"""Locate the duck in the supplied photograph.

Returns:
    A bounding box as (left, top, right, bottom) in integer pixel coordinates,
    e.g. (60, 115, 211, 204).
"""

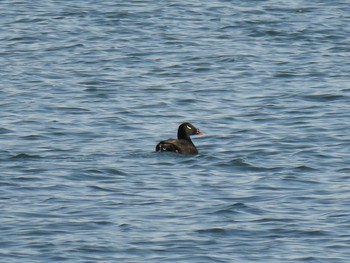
(156, 122, 204, 154)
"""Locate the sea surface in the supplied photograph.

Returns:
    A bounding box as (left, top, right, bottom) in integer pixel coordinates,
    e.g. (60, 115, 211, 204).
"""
(1, 1, 350, 262)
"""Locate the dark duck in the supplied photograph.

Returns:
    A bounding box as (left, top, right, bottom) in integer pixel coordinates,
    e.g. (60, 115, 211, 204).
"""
(156, 122, 204, 154)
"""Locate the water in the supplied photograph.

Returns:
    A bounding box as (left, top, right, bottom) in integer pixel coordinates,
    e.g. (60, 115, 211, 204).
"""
(1, 0, 350, 262)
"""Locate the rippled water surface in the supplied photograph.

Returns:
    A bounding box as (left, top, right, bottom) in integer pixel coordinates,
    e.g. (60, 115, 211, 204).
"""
(1, 1, 350, 262)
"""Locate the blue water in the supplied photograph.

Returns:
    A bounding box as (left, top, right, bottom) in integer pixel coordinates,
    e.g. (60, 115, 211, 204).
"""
(1, 1, 350, 262)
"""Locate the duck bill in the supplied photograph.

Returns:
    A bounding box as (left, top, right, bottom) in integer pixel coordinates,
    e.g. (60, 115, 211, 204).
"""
(196, 131, 204, 135)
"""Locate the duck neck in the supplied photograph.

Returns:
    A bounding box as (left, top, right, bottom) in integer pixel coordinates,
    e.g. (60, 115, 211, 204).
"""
(178, 129, 190, 140)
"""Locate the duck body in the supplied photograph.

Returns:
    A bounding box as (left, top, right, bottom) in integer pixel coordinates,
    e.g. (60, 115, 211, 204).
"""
(156, 138, 198, 154)
(156, 122, 203, 155)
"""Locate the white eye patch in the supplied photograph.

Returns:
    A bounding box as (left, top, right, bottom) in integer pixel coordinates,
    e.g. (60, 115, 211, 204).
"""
(187, 125, 192, 130)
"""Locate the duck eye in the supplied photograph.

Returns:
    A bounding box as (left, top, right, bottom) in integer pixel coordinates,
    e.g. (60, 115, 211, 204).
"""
(186, 125, 192, 130)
